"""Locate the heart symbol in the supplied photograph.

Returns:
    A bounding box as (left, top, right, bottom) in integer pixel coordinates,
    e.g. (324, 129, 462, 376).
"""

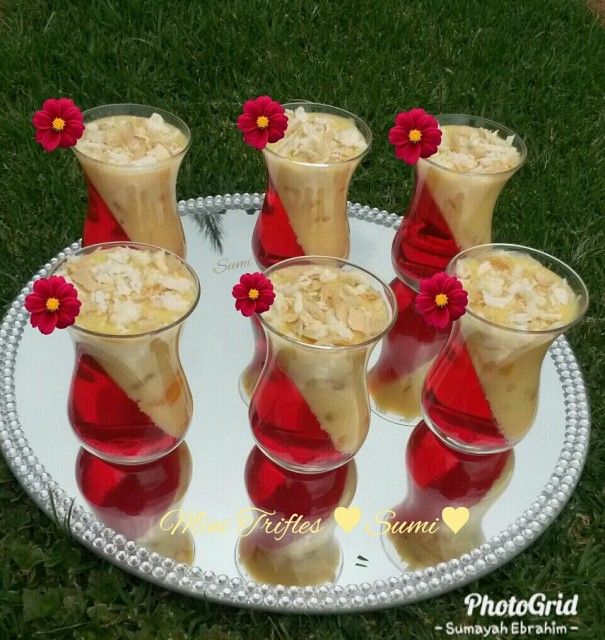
(441, 507, 470, 534)
(333, 506, 362, 533)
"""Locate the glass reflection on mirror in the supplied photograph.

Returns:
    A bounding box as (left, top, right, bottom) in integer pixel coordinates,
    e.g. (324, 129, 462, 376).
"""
(382, 421, 514, 570)
(236, 447, 357, 586)
(76, 442, 195, 564)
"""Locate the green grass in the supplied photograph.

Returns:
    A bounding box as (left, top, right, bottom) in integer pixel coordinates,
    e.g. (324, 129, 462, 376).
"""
(1, 0, 604, 638)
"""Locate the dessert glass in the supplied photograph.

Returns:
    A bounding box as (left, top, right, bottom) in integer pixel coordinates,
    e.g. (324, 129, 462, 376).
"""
(384, 421, 514, 570)
(252, 102, 372, 268)
(422, 244, 588, 454)
(74, 104, 191, 258)
(392, 114, 527, 281)
(55, 242, 200, 464)
(236, 447, 357, 586)
(76, 443, 195, 564)
(238, 313, 265, 403)
(249, 257, 396, 473)
(369, 115, 527, 425)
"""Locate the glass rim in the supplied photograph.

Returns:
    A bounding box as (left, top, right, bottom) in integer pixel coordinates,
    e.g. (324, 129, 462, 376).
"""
(258, 255, 397, 351)
(262, 101, 372, 168)
(447, 243, 589, 336)
(72, 103, 191, 170)
(49, 241, 201, 339)
(420, 113, 528, 177)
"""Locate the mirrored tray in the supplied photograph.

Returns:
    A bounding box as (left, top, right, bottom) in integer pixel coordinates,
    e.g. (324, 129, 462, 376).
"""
(0, 194, 591, 613)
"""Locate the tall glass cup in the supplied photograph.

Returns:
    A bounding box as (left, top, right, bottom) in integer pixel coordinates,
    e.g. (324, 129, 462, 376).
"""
(392, 115, 527, 281)
(422, 244, 588, 454)
(54, 242, 200, 464)
(74, 104, 191, 258)
(249, 256, 396, 473)
(369, 115, 527, 426)
(252, 102, 372, 268)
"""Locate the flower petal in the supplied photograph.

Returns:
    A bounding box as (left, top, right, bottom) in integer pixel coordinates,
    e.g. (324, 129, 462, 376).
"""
(388, 126, 410, 146)
(36, 277, 59, 297)
(24, 294, 47, 313)
(421, 127, 442, 144)
(61, 104, 83, 121)
(265, 100, 286, 116)
(394, 112, 413, 129)
(235, 298, 257, 317)
(64, 119, 85, 135)
(243, 128, 269, 149)
(37, 130, 62, 152)
(56, 97, 78, 111)
(415, 291, 435, 312)
(55, 310, 77, 329)
(240, 273, 258, 288)
(254, 95, 274, 111)
(32, 110, 52, 129)
(237, 113, 258, 132)
(394, 142, 421, 165)
(41, 98, 60, 116)
(29, 311, 41, 328)
(431, 307, 451, 329)
(58, 131, 79, 148)
(37, 312, 58, 335)
(258, 290, 275, 304)
(59, 298, 81, 315)
(406, 107, 429, 122)
(267, 128, 286, 144)
(431, 271, 450, 289)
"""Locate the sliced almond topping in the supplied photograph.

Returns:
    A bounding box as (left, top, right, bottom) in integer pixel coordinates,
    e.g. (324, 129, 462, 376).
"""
(266, 107, 367, 164)
(431, 125, 521, 173)
(458, 251, 578, 331)
(58, 247, 196, 335)
(76, 113, 187, 165)
(264, 265, 389, 346)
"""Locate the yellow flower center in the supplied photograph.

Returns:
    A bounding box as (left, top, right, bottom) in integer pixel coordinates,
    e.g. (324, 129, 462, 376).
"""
(52, 117, 66, 132)
(434, 293, 448, 307)
(46, 297, 60, 312)
(256, 115, 270, 129)
(408, 128, 422, 143)
(248, 288, 260, 300)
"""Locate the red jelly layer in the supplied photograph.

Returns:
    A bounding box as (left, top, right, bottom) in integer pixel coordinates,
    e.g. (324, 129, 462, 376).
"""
(393, 421, 511, 526)
(406, 421, 510, 506)
(69, 351, 178, 460)
(82, 176, 130, 246)
(76, 445, 186, 539)
(423, 333, 506, 449)
(371, 278, 450, 381)
(252, 181, 305, 268)
(245, 447, 349, 521)
(249, 359, 342, 468)
(392, 178, 460, 281)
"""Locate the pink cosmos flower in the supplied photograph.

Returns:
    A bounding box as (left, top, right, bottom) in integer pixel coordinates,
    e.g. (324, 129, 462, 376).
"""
(416, 272, 468, 329)
(24, 275, 81, 334)
(388, 107, 442, 165)
(32, 98, 85, 152)
(232, 272, 275, 316)
(237, 96, 288, 150)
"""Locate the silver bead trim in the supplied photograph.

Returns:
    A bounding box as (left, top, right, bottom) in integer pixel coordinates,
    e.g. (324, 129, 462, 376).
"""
(0, 196, 589, 612)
